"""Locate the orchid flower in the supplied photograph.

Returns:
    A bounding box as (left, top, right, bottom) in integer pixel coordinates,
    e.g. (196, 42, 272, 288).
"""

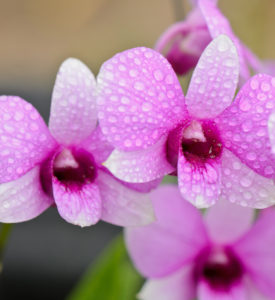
(126, 185, 275, 300)
(98, 35, 275, 208)
(155, 0, 274, 82)
(0, 58, 155, 227)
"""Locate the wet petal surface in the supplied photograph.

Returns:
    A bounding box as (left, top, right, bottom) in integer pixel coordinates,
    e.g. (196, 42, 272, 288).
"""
(96, 169, 154, 227)
(97, 47, 187, 151)
(186, 35, 239, 119)
(0, 166, 53, 223)
(104, 135, 174, 183)
(216, 74, 275, 179)
(220, 150, 275, 208)
(0, 96, 57, 183)
(178, 150, 221, 208)
(49, 58, 97, 146)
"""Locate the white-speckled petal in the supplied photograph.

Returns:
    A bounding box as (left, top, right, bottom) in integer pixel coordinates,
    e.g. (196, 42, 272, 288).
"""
(178, 150, 221, 208)
(97, 47, 187, 151)
(0, 166, 53, 223)
(49, 58, 97, 146)
(216, 74, 275, 179)
(53, 176, 102, 227)
(199, 0, 250, 81)
(79, 126, 114, 164)
(186, 35, 239, 119)
(220, 149, 275, 208)
(104, 135, 175, 183)
(0, 96, 57, 183)
(96, 169, 154, 227)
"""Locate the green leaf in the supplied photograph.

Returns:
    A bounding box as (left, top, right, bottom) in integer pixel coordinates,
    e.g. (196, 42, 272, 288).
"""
(67, 234, 143, 300)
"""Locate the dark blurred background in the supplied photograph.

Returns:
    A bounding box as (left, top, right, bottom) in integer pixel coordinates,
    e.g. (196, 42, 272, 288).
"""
(0, 0, 274, 299)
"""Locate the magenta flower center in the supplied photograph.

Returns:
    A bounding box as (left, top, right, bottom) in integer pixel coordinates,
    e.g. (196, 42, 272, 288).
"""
(194, 247, 243, 291)
(181, 120, 222, 164)
(53, 148, 97, 186)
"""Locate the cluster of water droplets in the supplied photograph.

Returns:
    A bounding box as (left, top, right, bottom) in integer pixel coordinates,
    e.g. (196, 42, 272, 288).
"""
(0, 96, 56, 182)
(97, 47, 186, 151)
(216, 75, 275, 180)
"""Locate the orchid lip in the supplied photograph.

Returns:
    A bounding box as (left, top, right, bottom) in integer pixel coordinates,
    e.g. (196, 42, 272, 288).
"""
(53, 148, 97, 186)
(166, 120, 223, 168)
(194, 246, 244, 291)
(40, 147, 98, 195)
(181, 120, 223, 165)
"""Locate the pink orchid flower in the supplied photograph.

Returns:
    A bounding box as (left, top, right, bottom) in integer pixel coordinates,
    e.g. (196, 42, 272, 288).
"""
(126, 185, 275, 300)
(97, 35, 275, 208)
(155, 0, 274, 81)
(0, 58, 155, 227)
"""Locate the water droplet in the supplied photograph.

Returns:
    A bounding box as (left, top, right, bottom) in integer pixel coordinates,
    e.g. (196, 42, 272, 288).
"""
(134, 81, 144, 91)
(261, 82, 270, 92)
(264, 166, 274, 175)
(239, 99, 251, 111)
(141, 102, 153, 112)
(153, 69, 164, 81)
(218, 38, 229, 52)
(241, 120, 252, 132)
(246, 152, 256, 161)
(129, 69, 138, 77)
(121, 96, 130, 104)
(240, 177, 252, 187)
(124, 139, 132, 147)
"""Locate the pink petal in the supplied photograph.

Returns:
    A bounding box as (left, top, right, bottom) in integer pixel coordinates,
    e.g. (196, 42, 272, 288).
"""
(220, 150, 275, 208)
(216, 74, 275, 180)
(198, 0, 250, 80)
(261, 60, 275, 76)
(53, 177, 102, 227)
(122, 178, 162, 193)
(244, 278, 272, 300)
(233, 209, 275, 299)
(198, 281, 246, 300)
(79, 126, 114, 164)
(125, 185, 208, 277)
(97, 47, 187, 151)
(205, 196, 254, 244)
(178, 150, 221, 208)
(138, 266, 196, 300)
(0, 96, 57, 183)
(104, 135, 175, 183)
(0, 166, 53, 223)
(49, 58, 97, 146)
(155, 9, 211, 76)
(268, 112, 275, 153)
(96, 169, 154, 227)
(186, 35, 239, 119)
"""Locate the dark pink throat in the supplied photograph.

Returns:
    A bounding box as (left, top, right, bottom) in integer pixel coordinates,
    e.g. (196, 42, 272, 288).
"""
(181, 122, 222, 163)
(194, 246, 244, 291)
(53, 148, 97, 187)
(166, 120, 223, 168)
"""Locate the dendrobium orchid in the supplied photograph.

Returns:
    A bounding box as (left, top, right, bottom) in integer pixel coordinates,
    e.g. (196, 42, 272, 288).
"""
(126, 185, 275, 300)
(98, 35, 275, 208)
(0, 58, 155, 227)
(155, 0, 273, 81)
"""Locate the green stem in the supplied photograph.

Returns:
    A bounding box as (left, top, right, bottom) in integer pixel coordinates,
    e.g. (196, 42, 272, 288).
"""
(0, 223, 13, 272)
